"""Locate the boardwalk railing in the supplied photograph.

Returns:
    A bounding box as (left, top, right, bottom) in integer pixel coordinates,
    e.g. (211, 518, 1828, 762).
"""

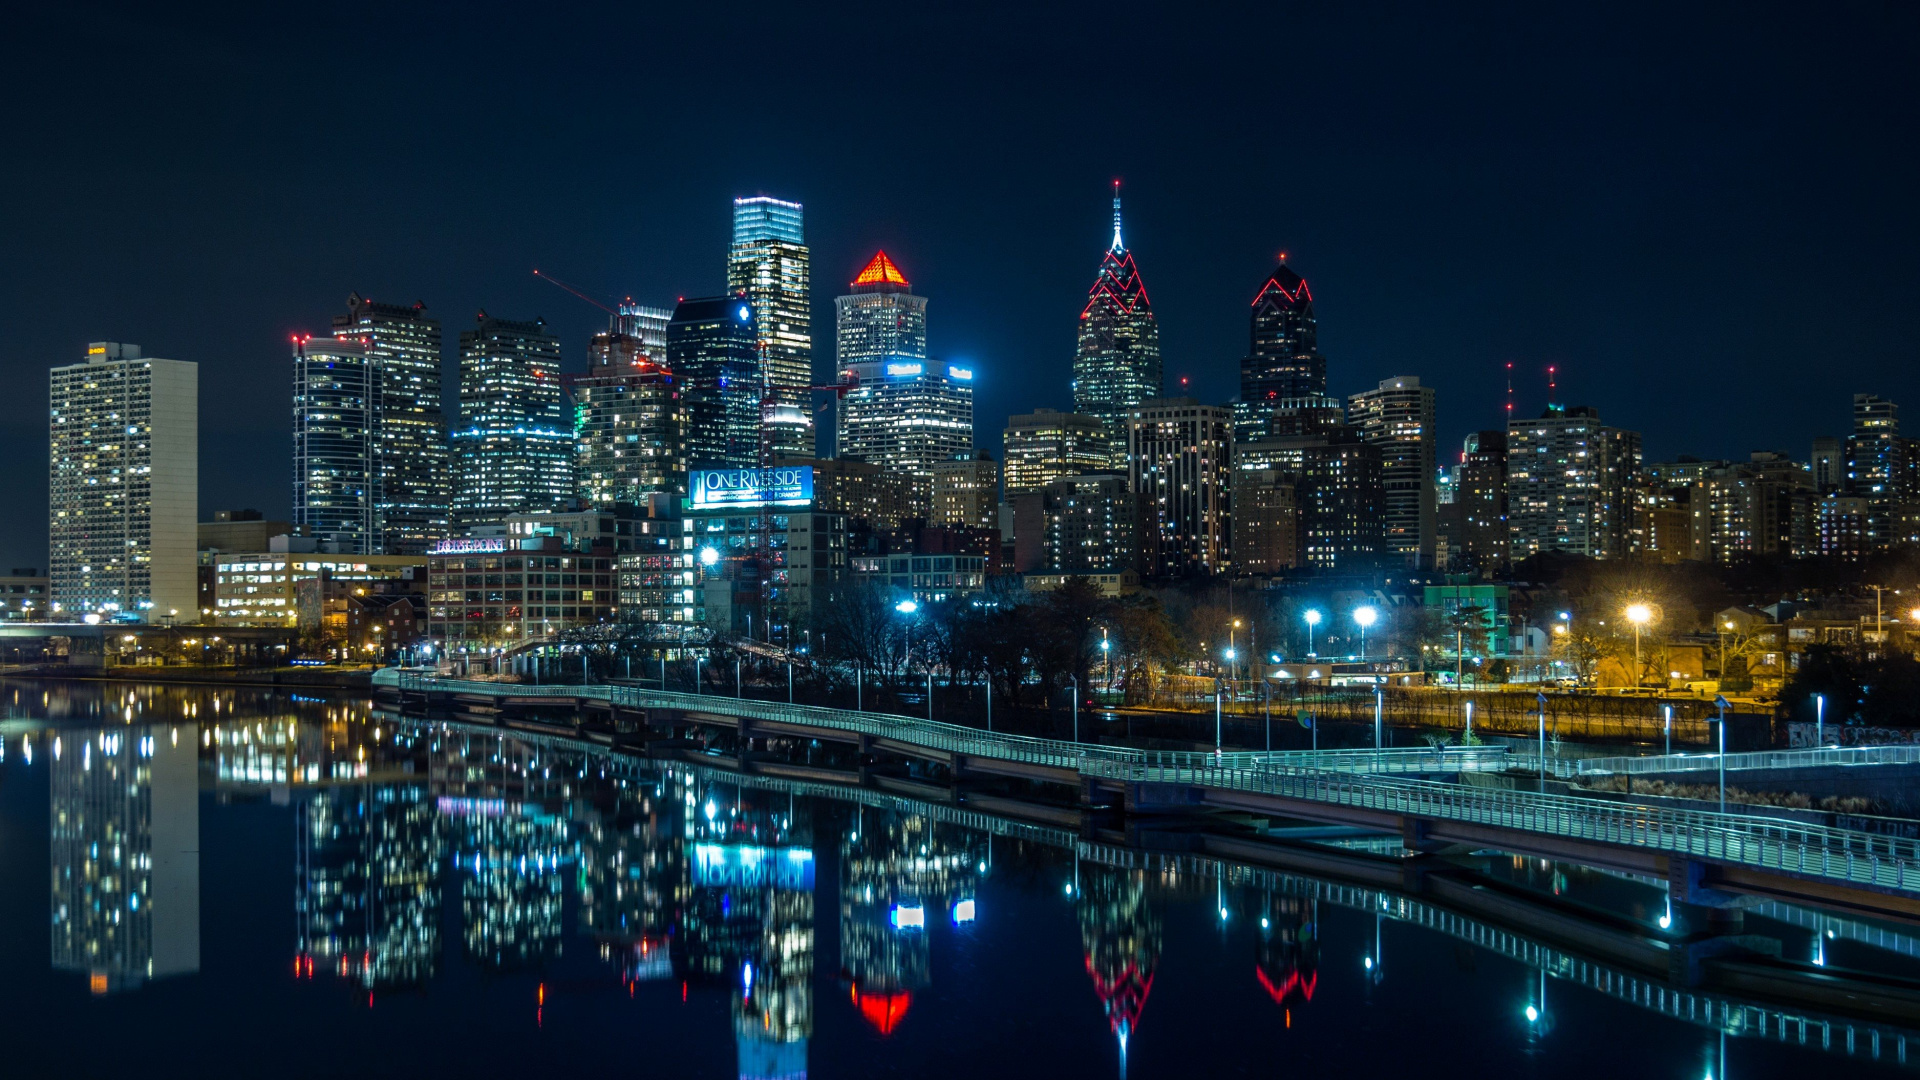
(1570, 744, 1920, 778)
(386, 672, 1920, 896)
(389, 672, 1510, 778)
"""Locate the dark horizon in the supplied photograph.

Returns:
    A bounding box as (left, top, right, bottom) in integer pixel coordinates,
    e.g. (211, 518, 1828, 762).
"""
(4, 1, 1917, 567)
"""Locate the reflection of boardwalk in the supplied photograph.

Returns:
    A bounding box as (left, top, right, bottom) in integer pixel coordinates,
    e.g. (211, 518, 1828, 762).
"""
(1080, 844, 1917, 1071)
(385, 674, 1920, 921)
(378, 714, 1920, 1071)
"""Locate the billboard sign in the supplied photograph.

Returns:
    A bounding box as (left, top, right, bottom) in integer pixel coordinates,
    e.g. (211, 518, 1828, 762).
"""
(690, 466, 814, 509)
(429, 537, 507, 555)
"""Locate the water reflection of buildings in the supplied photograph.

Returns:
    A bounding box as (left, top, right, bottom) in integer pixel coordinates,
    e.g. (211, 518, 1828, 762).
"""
(295, 783, 442, 989)
(1077, 865, 1161, 1077)
(679, 780, 815, 1080)
(1255, 895, 1319, 1016)
(578, 774, 686, 982)
(49, 723, 200, 994)
(839, 807, 985, 1036)
(433, 735, 573, 971)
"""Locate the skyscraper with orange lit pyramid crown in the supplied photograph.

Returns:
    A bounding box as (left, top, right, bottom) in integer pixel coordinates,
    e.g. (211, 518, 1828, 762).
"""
(834, 251, 973, 513)
(1072, 183, 1162, 466)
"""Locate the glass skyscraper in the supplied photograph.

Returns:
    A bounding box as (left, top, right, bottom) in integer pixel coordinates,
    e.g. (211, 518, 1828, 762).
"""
(292, 335, 375, 552)
(452, 314, 574, 525)
(668, 296, 763, 469)
(332, 294, 448, 554)
(1071, 185, 1161, 465)
(1236, 261, 1326, 442)
(727, 197, 814, 458)
(834, 253, 972, 512)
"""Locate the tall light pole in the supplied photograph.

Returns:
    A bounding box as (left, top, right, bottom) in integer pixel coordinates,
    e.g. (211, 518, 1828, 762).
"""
(1624, 604, 1653, 688)
(1304, 609, 1322, 658)
(1713, 695, 1730, 813)
(1100, 627, 1111, 690)
(1354, 606, 1378, 663)
(1815, 692, 1825, 747)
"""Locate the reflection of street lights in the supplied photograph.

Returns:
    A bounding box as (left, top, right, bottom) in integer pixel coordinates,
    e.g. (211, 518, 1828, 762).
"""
(1353, 606, 1378, 661)
(1624, 603, 1653, 686)
(1303, 609, 1322, 657)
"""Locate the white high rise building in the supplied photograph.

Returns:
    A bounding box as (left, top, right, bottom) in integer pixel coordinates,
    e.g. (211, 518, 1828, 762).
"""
(49, 342, 198, 622)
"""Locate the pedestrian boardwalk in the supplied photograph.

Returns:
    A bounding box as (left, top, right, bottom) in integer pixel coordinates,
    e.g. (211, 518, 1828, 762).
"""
(384, 671, 1920, 903)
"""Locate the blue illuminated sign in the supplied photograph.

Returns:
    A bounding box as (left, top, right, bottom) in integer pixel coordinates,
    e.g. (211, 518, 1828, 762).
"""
(885, 361, 924, 377)
(690, 466, 815, 509)
(691, 843, 816, 890)
(947, 365, 973, 381)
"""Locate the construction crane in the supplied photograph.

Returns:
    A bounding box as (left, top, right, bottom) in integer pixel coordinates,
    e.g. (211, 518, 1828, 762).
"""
(532, 269, 616, 315)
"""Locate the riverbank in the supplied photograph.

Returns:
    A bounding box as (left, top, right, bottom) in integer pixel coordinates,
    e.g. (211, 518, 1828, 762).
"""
(0, 664, 373, 692)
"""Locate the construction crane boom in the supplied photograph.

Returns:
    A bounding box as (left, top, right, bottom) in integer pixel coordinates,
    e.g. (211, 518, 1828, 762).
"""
(532, 269, 616, 314)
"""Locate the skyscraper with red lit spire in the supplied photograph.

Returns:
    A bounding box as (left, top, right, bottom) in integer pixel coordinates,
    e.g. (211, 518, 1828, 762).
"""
(1071, 184, 1161, 465)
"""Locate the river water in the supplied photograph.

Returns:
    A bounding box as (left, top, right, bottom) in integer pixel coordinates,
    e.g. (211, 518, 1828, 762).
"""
(0, 680, 1911, 1078)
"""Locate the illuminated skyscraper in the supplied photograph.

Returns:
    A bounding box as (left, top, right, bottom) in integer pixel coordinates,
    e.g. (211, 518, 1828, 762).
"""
(728, 197, 814, 459)
(930, 451, 1000, 530)
(1071, 185, 1161, 464)
(49, 342, 198, 620)
(1348, 376, 1437, 567)
(1507, 404, 1642, 561)
(1237, 260, 1326, 442)
(669, 296, 763, 469)
(292, 335, 375, 552)
(50, 724, 201, 993)
(452, 314, 573, 525)
(835, 253, 971, 511)
(333, 294, 448, 555)
(1002, 408, 1110, 498)
(570, 316, 688, 504)
(1128, 398, 1231, 577)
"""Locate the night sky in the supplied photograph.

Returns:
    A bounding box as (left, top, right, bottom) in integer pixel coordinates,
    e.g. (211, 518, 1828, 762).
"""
(4, 2, 1917, 569)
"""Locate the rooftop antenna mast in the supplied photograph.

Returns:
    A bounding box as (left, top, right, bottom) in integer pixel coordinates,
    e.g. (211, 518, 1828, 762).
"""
(1548, 364, 1558, 406)
(1505, 361, 1514, 424)
(1111, 179, 1124, 252)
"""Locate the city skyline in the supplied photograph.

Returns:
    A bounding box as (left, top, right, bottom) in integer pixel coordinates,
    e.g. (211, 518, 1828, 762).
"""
(7, 5, 1916, 570)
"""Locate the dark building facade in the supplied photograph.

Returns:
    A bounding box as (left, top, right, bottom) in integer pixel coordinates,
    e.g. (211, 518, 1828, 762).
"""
(667, 296, 762, 470)
(1236, 261, 1325, 443)
(1458, 430, 1509, 571)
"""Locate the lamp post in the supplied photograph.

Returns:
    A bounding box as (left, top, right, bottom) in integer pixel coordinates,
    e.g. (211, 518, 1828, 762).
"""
(1071, 677, 1079, 743)
(1354, 606, 1378, 662)
(1714, 695, 1729, 813)
(1624, 604, 1653, 688)
(1662, 703, 1672, 757)
(1536, 691, 1549, 792)
(1304, 609, 1322, 658)
(1373, 687, 1383, 753)
(1815, 692, 1825, 747)
(1100, 627, 1111, 690)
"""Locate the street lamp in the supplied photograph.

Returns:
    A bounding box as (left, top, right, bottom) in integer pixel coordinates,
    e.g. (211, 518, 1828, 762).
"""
(1353, 606, 1378, 662)
(1624, 604, 1653, 687)
(1100, 627, 1111, 690)
(1303, 609, 1322, 657)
